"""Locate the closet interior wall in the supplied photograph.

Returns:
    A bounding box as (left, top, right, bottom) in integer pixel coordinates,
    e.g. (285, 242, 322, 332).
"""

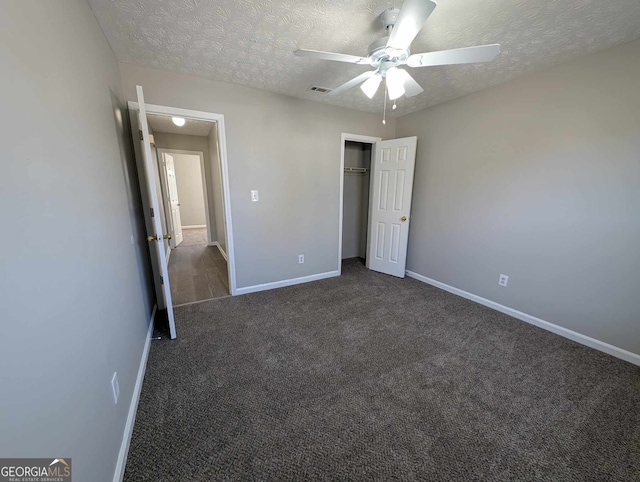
(342, 141, 372, 260)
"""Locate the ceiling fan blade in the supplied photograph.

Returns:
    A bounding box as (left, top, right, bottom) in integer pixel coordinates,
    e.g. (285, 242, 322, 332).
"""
(328, 71, 376, 96)
(407, 44, 501, 67)
(294, 49, 369, 65)
(397, 69, 424, 97)
(386, 0, 437, 51)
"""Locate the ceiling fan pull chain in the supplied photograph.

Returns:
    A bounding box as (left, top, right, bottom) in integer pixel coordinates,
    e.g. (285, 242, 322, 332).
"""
(382, 83, 387, 125)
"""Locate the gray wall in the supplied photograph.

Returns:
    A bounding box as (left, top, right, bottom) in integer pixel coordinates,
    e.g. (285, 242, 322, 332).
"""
(119, 63, 396, 288)
(172, 153, 207, 227)
(396, 39, 640, 355)
(342, 142, 372, 259)
(154, 132, 217, 242)
(111, 96, 156, 320)
(0, 1, 153, 481)
(208, 126, 227, 253)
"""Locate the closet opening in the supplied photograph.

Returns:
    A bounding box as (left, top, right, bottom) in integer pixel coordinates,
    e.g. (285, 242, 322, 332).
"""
(338, 133, 417, 279)
(341, 139, 374, 270)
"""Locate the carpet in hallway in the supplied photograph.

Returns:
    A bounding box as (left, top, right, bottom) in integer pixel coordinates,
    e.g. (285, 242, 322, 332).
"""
(179, 227, 208, 247)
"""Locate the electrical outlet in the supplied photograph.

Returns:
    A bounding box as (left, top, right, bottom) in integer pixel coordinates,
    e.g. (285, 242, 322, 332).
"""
(251, 190, 259, 202)
(498, 274, 509, 287)
(298, 254, 304, 264)
(111, 372, 120, 405)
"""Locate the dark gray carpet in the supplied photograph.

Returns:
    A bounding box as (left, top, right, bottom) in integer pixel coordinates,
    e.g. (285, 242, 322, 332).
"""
(124, 259, 640, 481)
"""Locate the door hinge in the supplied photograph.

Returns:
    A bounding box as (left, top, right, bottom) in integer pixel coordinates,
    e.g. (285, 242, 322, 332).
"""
(150, 207, 155, 217)
(139, 129, 144, 141)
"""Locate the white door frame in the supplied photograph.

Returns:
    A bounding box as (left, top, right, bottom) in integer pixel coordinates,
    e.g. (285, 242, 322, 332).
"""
(157, 149, 212, 247)
(129, 101, 238, 296)
(338, 133, 381, 274)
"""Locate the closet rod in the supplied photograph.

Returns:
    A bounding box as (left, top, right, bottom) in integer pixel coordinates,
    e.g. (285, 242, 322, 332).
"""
(344, 167, 369, 174)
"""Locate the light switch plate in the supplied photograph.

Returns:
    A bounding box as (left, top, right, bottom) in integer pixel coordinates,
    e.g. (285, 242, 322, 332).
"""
(251, 190, 259, 202)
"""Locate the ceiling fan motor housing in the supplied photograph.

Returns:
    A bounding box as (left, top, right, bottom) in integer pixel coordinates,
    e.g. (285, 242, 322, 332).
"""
(380, 8, 399, 30)
(367, 8, 410, 72)
(367, 35, 410, 72)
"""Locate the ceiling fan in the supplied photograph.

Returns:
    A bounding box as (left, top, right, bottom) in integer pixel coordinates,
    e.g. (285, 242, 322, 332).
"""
(294, 0, 500, 103)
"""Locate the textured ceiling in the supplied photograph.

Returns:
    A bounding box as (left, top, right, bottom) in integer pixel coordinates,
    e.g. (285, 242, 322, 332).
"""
(89, 0, 640, 116)
(147, 113, 215, 136)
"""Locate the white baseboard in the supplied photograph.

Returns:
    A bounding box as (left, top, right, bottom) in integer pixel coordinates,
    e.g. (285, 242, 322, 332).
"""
(236, 270, 340, 296)
(113, 305, 157, 482)
(209, 242, 228, 261)
(405, 270, 640, 367)
(182, 224, 206, 229)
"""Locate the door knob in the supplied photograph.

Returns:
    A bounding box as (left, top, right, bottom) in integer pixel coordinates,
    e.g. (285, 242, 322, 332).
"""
(401, 216, 407, 221)
(163, 233, 172, 240)
(147, 235, 158, 242)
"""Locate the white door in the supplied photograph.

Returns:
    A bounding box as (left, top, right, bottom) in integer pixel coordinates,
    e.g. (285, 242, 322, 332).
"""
(163, 153, 184, 247)
(367, 137, 418, 278)
(133, 85, 177, 339)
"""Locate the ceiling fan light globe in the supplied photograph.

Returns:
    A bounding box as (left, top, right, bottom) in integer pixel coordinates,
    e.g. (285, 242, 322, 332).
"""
(361, 74, 382, 99)
(386, 67, 405, 100)
(388, 84, 405, 100)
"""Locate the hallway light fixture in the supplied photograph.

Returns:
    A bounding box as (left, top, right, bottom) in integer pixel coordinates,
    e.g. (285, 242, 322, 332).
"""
(172, 116, 186, 127)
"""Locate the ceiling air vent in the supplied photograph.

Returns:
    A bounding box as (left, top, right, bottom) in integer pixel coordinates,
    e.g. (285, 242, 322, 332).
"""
(309, 86, 332, 94)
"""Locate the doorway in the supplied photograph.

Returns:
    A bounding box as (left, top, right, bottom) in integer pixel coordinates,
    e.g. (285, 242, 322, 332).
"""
(156, 149, 209, 249)
(146, 114, 230, 306)
(158, 149, 229, 305)
(339, 134, 379, 272)
(341, 140, 374, 269)
(339, 133, 418, 278)
(129, 86, 237, 338)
